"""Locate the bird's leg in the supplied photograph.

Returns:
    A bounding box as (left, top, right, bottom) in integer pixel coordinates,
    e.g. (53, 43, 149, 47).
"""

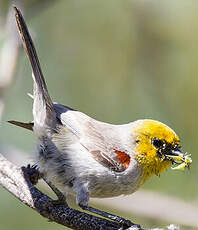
(79, 204, 139, 228)
(22, 165, 67, 207)
(41, 175, 67, 207)
(77, 187, 140, 228)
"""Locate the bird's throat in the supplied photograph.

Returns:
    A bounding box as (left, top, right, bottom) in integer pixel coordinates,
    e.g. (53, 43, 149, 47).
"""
(135, 153, 172, 188)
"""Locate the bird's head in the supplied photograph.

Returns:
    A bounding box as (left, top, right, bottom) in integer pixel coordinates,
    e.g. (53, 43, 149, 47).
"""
(132, 119, 191, 186)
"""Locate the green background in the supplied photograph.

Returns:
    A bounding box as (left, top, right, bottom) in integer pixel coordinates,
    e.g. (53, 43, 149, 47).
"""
(0, 0, 198, 229)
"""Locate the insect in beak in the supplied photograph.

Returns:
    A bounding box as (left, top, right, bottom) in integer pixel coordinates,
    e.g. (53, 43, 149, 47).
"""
(166, 150, 192, 170)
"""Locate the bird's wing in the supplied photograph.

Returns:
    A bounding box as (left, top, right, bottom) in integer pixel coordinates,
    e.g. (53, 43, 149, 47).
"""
(59, 110, 131, 172)
(8, 103, 131, 172)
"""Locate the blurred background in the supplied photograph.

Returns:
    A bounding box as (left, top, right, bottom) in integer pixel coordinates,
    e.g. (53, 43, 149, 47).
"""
(0, 0, 198, 229)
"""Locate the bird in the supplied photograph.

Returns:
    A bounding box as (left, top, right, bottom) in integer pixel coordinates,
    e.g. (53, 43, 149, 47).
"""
(10, 7, 192, 228)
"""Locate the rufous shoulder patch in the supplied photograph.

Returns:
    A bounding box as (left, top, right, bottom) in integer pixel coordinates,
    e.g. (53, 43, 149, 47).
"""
(114, 149, 130, 169)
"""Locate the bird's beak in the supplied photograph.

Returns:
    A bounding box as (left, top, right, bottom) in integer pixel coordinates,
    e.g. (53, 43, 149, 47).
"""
(165, 150, 192, 170)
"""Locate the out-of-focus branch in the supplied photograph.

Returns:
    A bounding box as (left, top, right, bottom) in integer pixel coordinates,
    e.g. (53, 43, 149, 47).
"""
(0, 0, 56, 120)
(0, 1, 23, 119)
(0, 153, 143, 230)
(0, 5, 21, 89)
(94, 190, 198, 228)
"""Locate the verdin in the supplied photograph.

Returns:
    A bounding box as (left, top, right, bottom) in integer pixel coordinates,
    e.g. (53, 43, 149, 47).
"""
(10, 7, 192, 228)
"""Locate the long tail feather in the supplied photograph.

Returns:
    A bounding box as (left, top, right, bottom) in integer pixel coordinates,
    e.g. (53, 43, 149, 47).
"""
(14, 7, 56, 130)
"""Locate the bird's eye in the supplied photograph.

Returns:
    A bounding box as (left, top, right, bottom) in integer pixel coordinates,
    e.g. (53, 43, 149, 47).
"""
(152, 138, 164, 149)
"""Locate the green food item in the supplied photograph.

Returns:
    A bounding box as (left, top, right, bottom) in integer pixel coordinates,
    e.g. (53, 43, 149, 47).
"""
(168, 154, 192, 170)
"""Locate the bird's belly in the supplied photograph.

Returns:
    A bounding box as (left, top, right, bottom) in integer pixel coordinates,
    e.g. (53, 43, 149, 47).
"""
(90, 165, 142, 198)
(90, 181, 139, 198)
(35, 138, 142, 199)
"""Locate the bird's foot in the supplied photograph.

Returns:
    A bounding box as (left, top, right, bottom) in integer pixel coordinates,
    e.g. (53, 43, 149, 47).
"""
(112, 216, 140, 229)
(42, 195, 67, 213)
(80, 205, 142, 229)
(40, 174, 68, 209)
(22, 164, 41, 185)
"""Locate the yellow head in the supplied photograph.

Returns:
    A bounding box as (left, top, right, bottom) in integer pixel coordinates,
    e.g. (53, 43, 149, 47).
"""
(132, 119, 190, 186)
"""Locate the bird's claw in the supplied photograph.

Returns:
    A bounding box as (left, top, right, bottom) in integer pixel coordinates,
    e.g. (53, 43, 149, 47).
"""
(111, 216, 141, 229)
(22, 164, 41, 185)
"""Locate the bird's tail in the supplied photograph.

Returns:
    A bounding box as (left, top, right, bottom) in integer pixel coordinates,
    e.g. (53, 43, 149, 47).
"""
(14, 7, 56, 132)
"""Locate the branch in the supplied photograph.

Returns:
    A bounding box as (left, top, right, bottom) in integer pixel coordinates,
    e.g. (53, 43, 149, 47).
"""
(0, 153, 143, 230)
(0, 0, 56, 119)
(0, 1, 23, 119)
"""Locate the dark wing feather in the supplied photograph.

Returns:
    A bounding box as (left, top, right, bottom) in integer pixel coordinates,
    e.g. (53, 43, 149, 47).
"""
(8, 120, 33, 131)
